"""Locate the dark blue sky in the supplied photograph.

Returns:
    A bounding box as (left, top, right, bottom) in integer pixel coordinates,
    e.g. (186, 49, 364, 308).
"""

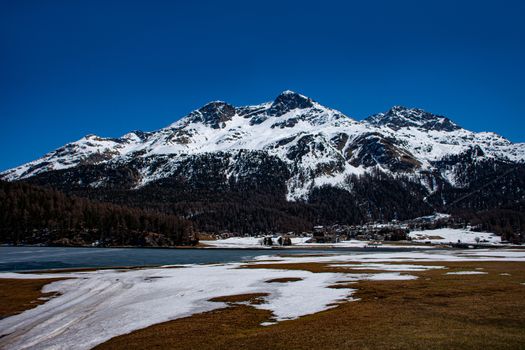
(1, 0, 524, 171)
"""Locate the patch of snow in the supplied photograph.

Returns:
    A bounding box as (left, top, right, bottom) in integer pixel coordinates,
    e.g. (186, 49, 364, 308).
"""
(251, 249, 525, 264)
(330, 263, 446, 272)
(445, 271, 488, 275)
(201, 237, 270, 248)
(201, 237, 433, 249)
(409, 228, 501, 245)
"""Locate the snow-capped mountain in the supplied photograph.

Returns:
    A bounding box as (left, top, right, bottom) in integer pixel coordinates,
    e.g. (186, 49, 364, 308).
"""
(2, 90, 524, 201)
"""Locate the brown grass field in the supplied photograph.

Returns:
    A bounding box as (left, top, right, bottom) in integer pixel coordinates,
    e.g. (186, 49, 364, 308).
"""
(0, 278, 63, 319)
(265, 277, 304, 283)
(2, 260, 525, 349)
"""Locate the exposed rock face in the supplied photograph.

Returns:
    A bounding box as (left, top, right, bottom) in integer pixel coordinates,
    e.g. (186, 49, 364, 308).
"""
(346, 133, 421, 172)
(366, 105, 461, 132)
(187, 101, 236, 129)
(267, 90, 314, 117)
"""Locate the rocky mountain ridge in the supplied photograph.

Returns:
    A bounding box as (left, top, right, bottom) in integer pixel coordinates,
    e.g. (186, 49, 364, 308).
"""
(2, 90, 523, 202)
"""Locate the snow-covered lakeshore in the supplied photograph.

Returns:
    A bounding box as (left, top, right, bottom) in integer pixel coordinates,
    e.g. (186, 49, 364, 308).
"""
(408, 228, 502, 244)
(201, 236, 377, 248)
(1, 248, 525, 350)
(201, 228, 504, 248)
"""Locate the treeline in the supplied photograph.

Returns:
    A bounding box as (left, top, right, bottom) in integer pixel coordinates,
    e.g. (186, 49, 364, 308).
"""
(0, 180, 195, 246)
(432, 161, 525, 242)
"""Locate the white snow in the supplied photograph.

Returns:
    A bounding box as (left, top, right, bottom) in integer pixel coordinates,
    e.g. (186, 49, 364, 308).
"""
(460, 250, 525, 258)
(412, 213, 451, 222)
(250, 249, 525, 264)
(201, 237, 271, 248)
(409, 228, 501, 244)
(201, 236, 431, 249)
(202, 236, 367, 248)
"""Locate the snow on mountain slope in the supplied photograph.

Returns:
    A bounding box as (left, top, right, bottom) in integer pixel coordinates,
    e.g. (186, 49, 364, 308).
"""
(2, 91, 524, 200)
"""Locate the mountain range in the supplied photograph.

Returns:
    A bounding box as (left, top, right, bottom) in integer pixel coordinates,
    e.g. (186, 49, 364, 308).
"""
(2, 91, 524, 236)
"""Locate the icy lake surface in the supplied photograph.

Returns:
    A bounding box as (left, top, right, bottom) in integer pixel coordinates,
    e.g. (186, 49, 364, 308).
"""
(0, 246, 318, 271)
(0, 246, 423, 272)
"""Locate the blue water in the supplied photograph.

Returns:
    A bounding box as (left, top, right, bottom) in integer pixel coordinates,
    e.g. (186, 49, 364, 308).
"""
(0, 246, 431, 272)
(0, 246, 334, 272)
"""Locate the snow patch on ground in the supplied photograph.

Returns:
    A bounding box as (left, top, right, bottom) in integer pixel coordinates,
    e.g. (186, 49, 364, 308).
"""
(201, 237, 272, 248)
(201, 236, 370, 248)
(446, 271, 488, 275)
(201, 236, 431, 249)
(330, 263, 446, 272)
(409, 228, 501, 244)
(251, 249, 525, 264)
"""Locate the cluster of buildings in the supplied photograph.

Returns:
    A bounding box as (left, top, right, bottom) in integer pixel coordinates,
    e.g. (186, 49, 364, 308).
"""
(305, 223, 410, 243)
(212, 213, 470, 247)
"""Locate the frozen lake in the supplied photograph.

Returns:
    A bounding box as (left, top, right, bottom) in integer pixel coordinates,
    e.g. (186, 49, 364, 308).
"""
(0, 246, 428, 272)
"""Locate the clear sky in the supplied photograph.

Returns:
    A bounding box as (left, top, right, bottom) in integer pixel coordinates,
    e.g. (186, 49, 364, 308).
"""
(1, 0, 524, 171)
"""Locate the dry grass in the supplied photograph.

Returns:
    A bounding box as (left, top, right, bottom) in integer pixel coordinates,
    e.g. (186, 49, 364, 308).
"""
(197, 233, 217, 241)
(265, 277, 303, 283)
(96, 261, 525, 350)
(97, 305, 272, 350)
(209, 293, 269, 305)
(0, 278, 64, 319)
(276, 253, 334, 258)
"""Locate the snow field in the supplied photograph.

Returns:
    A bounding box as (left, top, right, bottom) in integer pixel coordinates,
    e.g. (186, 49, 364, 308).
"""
(409, 228, 501, 244)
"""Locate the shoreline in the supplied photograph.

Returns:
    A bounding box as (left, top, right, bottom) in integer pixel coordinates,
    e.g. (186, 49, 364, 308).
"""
(1, 244, 523, 275)
(2, 242, 520, 250)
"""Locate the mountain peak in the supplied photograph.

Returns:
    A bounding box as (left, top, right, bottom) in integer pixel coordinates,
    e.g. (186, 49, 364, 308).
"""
(186, 101, 236, 129)
(366, 106, 461, 132)
(199, 100, 233, 112)
(268, 90, 314, 116)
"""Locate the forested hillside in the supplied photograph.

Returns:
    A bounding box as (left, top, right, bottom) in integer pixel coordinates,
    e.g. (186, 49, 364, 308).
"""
(0, 181, 195, 246)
